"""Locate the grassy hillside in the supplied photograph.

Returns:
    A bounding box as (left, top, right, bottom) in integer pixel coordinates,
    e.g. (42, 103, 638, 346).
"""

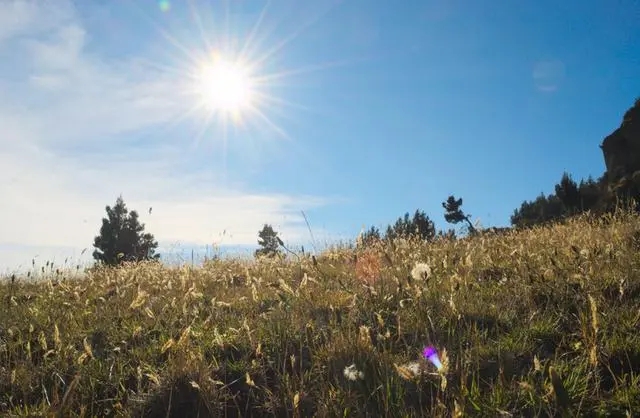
(2, 211, 640, 417)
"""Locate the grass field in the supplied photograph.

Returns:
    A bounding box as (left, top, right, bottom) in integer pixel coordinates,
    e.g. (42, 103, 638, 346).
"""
(2, 210, 640, 417)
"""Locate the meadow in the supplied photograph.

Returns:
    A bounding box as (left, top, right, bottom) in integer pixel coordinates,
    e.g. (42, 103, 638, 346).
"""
(1, 210, 640, 417)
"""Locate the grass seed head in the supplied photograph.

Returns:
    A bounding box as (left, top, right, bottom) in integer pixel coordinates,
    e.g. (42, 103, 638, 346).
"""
(343, 364, 364, 381)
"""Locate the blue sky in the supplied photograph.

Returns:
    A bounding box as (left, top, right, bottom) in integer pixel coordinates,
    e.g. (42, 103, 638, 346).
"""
(0, 0, 639, 272)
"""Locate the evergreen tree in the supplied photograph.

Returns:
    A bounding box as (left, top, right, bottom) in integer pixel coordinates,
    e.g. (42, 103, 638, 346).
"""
(360, 225, 381, 247)
(92, 196, 159, 266)
(554, 172, 581, 214)
(436, 228, 457, 240)
(512, 99, 640, 227)
(511, 172, 609, 228)
(385, 209, 435, 241)
(411, 209, 436, 241)
(511, 192, 564, 228)
(578, 176, 608, 212)
(255, 224, 282, 258)
(442, 195, 476, 234)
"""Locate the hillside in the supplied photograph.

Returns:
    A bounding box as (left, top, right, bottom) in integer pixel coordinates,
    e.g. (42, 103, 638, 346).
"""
(2, 210, 640, 417)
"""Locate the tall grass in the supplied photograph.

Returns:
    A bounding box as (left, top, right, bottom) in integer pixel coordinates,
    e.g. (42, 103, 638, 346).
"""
(1, 210, 640, 417)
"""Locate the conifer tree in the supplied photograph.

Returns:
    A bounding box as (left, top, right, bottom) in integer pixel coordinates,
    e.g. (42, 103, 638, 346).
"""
(92, 196, 159, 266)
(255, 224, 282, 258)
(442, 195, 476, 234)
(360, 225, 382, 247)
(385, 210, 435, 241)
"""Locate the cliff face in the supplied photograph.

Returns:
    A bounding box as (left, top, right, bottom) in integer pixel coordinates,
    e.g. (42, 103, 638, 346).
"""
(601, 98, 640, 187)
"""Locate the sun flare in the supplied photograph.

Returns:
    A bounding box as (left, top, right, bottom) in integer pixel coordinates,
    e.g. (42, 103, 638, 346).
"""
(196, 56, 254, 115)
(145, 0, 349, 149)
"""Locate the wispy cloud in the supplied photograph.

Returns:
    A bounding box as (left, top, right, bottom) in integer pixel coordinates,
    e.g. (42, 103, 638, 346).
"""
(0, 1, 74, 43)
(0, 0, 338, 272)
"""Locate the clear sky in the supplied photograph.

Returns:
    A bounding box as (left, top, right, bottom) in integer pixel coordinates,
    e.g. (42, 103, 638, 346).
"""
(1, 0, 639, 272)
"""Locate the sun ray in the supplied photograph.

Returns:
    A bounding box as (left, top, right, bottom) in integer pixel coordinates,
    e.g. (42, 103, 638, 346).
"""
(223, 0, 232, 53)
(248, 106, 291, 141)
(250, 2, 341, 69)
(252, 91, 310, 112)
(253, 55, 375, 85)
(133, 56, 195, 81)
(119, 0, 362, 159)
(187, 0, 214, 52)
(238, 0, 271, 62)
(139, 12, 202, 64)
(125, 1, 209, 67)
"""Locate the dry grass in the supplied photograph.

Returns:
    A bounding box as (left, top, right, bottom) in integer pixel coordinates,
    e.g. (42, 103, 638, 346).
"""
(2, 210, 640, 417)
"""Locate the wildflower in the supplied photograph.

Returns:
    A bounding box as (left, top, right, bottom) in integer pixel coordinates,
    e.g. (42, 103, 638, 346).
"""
(411, 263, 431, 281)
(343, 364, 364, 381)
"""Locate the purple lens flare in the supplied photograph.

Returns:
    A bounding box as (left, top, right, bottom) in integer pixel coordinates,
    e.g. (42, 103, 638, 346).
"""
(422, 346, 443, 371)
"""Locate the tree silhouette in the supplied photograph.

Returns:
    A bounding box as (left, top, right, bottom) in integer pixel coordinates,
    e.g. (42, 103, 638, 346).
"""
(436, 228, 457, 240)
(511, 191, 565, 228)
(511, 173, 610, 228)
(92, 196, 159, 266)
(577, 176, 608, 212)
(359, 226, 381, 247)
(554, 172, 581, 214)
(385, 209, 435, 241)
(255, 224, 283, 258)
(442, 195, 476, 234)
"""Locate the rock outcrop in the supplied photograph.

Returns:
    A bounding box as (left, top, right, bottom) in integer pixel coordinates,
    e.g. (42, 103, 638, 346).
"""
(600, 98, 640, 188)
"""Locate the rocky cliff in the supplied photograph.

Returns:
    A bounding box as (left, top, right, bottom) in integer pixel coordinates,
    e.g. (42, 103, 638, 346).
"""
(600, 98, 640, 189)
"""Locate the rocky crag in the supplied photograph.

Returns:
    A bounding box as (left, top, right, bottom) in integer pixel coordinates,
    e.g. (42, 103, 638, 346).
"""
(601, 98, 640, 191)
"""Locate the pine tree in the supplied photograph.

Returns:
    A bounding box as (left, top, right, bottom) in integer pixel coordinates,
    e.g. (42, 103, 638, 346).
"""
(442, 195, 476, 234)
(554, 172, 581, 213)
(255, 224, 282, 258)
(92, 196, 159, 266)
(359, 226, 381, 247)
(511, 193, 564, 228)
(385, 210, 435, 241)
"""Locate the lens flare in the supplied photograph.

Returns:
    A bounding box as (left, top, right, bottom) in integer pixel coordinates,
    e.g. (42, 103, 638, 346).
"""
(158, 0, 170, 12)
(422, 346, 443, 371)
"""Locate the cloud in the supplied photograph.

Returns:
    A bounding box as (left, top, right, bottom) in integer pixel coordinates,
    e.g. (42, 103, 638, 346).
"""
(2, 14, 185, 146)
(0, 0, 338, 272)
(0, 1, 74, 43)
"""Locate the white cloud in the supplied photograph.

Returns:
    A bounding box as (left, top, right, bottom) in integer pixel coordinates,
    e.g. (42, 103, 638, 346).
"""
(9, 26, 185, 145)
(0, 0, 75, 43)
(0, 0, 338, 272)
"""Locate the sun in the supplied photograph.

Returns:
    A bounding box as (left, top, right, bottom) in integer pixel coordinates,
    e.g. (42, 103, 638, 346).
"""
(138, 0, 353, 148)
(195, 55, 254, 116)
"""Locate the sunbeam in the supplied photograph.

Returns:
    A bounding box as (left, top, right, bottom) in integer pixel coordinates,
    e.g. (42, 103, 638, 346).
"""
(124, 0, 362, 157)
